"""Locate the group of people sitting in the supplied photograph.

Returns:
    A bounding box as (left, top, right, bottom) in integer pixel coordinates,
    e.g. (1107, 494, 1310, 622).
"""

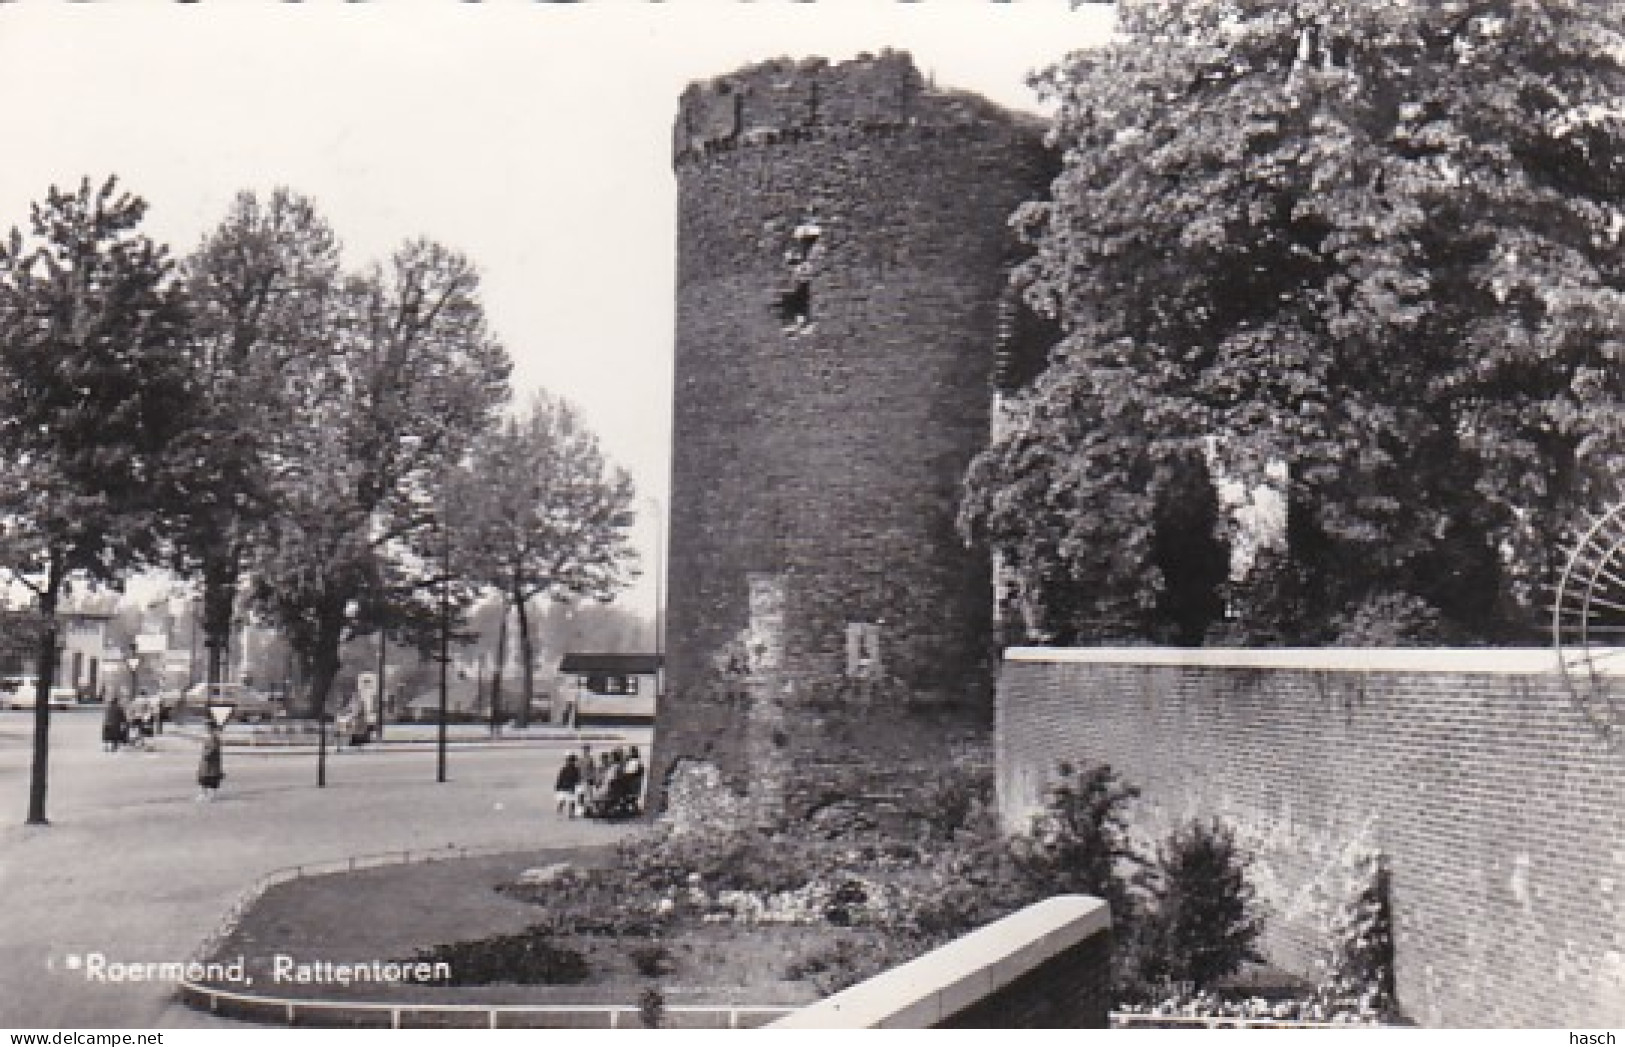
(554, 744, 644, 820)
(101, 696, 160, 752)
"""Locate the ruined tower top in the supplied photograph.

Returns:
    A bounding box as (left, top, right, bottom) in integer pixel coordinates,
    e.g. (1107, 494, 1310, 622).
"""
(672, 49, 1043, 165)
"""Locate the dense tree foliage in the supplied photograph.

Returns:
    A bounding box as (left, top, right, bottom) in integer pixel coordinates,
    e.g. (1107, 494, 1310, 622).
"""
(171, 189, 342, 688)
(249, 237, 511, 778)
(963, 0, 1625, 644)
(0, 177, 198, 822)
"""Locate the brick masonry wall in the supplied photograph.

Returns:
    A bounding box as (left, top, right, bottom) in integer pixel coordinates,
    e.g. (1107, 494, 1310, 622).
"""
(936, 927, 1113, 1029)
(656, 52, 1053, 810)
(997, 650, 1625, 1028)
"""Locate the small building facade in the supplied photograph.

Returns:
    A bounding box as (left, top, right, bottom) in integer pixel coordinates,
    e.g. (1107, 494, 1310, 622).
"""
(1, 600, 116, 702)
(558, 653, 661, 727)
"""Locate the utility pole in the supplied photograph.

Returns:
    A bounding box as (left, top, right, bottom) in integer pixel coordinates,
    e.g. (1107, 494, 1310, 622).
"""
(437, 502, 450, 784)
(648, 495, 665, 696)
(375, 627, 387, 744)
(188, 601, 199, 690)
(491, 608, 506, 736)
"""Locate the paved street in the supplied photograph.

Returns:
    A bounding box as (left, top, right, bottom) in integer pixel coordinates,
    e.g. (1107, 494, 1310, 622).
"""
(0, 710, 639, 1028)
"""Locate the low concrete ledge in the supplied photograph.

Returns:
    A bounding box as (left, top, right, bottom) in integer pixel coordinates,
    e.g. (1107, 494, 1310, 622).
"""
(1004, 645, 1580, 676)
(769, 895, 1111, 1029)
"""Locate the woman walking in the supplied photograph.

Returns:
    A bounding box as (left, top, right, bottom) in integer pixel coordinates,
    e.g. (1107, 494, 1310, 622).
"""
(196, 722, 225, 802)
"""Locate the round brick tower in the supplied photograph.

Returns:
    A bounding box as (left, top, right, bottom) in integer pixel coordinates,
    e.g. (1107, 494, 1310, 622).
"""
(657, 51, 1054, 815)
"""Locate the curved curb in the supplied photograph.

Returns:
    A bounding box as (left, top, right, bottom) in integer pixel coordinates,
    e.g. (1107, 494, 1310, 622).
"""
(168, 726, 641, 752)
(176, 983, 794, 1029)
(174, 844, 798, 1029)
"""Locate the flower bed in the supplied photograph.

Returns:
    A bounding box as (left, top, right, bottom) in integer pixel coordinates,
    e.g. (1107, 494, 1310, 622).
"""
(404, 829, 994, 1001)
(195, 760, 1400, 1026)
(410, 762, 1401, 1025)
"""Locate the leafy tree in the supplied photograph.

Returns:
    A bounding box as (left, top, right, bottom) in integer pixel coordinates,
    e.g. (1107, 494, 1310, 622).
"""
(1011, 761, 1142, 922)
(0, 176, 198, 824)
(169, 189, 342, 689)
(1135, 818, 1264, 991)
(250, 238, 510, 781)
(964, 0, 1625, 644)
(458, 392, 638, 726)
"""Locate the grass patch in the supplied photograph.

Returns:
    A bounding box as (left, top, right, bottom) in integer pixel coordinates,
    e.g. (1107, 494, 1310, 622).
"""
(198, 846, 822, 1006)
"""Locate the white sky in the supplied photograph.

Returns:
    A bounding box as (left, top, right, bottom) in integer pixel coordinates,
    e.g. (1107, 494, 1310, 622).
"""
(0, 0, 1115, 618)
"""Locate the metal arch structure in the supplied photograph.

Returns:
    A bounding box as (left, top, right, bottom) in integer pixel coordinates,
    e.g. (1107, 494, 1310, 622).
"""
(1551, 503, 1625, 743)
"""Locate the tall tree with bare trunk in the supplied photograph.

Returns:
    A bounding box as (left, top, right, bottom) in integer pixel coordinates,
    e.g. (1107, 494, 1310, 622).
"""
(459, 393, 638, 727)
(250, 238, 510, 784)
(170, 189, 342, 690)
(0, 176, 198, 824)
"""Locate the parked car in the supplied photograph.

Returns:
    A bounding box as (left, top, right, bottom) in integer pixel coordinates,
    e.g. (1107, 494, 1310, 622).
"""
(1, 678, 77, 710)
(184, 682, 284, 724)
(0, 676, 36, 710)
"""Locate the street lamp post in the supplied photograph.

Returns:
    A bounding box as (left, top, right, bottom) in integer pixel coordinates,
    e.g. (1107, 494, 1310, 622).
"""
(642, 495, 665, 818)
(126, 650, 141, 707)
(437, 492, 450, 784)
(647, 495, 665, 694)
(374, 628, 387, 745)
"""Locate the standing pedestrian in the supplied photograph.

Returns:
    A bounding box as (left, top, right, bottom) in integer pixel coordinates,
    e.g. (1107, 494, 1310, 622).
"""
(130, 694, 155, 747)
(597, 751, 621, 816)
(575, 744, 596, 816)
(102, 698, 126, 753)
(555, 754, 582, 817)
(197, 722, 225, 802)
(621, 745, 645, 816)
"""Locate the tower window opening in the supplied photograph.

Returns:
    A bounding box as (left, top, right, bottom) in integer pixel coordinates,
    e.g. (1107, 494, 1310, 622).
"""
(775, 281, 812, 332)
(789, 222, 823, 262)
(845, 621, 883, 679)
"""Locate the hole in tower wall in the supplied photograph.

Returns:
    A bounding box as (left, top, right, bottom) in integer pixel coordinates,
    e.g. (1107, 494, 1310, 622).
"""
(774, 281, 812, 332)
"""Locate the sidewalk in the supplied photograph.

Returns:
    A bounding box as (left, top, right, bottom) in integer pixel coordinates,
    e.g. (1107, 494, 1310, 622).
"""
(0, 714, 633, 1028)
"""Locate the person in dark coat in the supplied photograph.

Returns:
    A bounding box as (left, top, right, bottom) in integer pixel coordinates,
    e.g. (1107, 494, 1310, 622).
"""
(197, 723, 225, 802)
(620, 745, 645, 814)
(555, 754, 582, 817)
(102, 699, 126, 753)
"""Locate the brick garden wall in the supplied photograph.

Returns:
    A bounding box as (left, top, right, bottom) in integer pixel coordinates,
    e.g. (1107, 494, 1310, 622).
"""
(656, 52, 1053, 814)
(936, 925, 1113, 1029)
(998, 648, 1625, 1028)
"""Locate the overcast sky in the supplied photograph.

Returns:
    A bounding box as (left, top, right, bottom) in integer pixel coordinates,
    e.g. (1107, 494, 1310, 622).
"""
(0, 1, 1115, 618)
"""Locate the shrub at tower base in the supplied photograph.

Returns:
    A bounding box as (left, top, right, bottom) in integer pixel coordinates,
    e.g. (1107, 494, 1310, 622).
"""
(383, 764, 1394, 1025)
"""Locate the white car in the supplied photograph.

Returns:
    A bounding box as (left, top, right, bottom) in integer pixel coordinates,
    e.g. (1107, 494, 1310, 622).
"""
(1, 676, 36, 709)
(2, 679, 77, 710)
